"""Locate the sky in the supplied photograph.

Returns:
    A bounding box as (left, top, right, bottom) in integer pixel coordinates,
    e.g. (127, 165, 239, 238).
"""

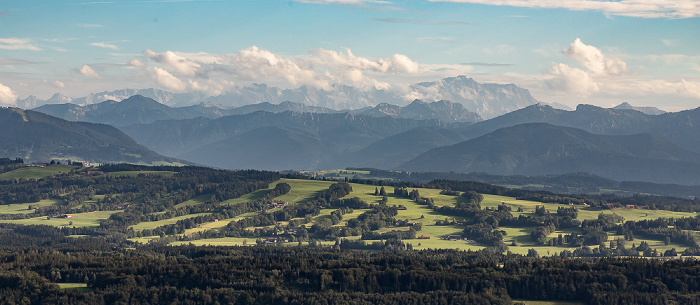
(0, 0, 699, 111)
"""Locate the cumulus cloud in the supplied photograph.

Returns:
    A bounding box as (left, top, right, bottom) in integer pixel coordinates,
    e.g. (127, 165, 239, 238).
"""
(147, 67, 187, 91)
(145, 50, 200, 76)
(546, 63, 599, 96)
(428, 0, 700, 19)
(54, 80, 66, 88)
(128, 59, 145, 68)
(79, 65, 101, 78)
(0, 38, 41, 51)
(134, 46, 427, 93)
(0, 82, 18, 106)
(544, 38, 628, 96)
(563, 38, 626, 75)
(90, 42, 118, 50)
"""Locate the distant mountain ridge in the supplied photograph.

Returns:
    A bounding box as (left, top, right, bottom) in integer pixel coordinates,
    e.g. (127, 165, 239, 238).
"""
(401, 123, 700, 185)
(21, 75, 543, 119)
(0, 107, 184, 165)
(613, 102, 666, 115)
(459, 103, 700, 154)
(358, 99, 482, 122)
(34, 95, 482, 126)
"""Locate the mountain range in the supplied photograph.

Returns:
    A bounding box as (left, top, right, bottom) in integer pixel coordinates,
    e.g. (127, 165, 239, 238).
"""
(0, 107, 184, 165)
(21, 76, 547, 119)
(33, 95, 482, 126)
(400, 123, 700, 185)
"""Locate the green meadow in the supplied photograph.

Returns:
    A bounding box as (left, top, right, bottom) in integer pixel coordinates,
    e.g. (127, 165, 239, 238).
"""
(0, 210, 120, 227)
(0, 165, 80, 180)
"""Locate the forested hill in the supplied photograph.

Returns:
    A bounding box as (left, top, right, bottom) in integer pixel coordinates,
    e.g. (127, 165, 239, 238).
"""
(0, 107, 185, 165)
(402, 123, 700, 185)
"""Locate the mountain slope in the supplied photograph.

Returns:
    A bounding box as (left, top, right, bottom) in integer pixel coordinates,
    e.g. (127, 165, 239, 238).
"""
(179, 126, 332, 171)
(347, 126, 468, 169)
(120, 111, 448, 166)
(459, 103, 700, 154)
(402, 123, 700, 185)
(0, 108, 184, 164)
(33, 95, 197, 126)
(359, 99, 482, 122)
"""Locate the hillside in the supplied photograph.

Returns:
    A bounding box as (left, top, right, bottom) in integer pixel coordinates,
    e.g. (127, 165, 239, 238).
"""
(346, 126, 468, 169)
(120, 111, 448, 168)
(178, 126, 334, 170)
(33, 95, 198, 126)
(460, 103, 700, 154)
(0, 107, 184, 165)
(402, 123, 700, 185)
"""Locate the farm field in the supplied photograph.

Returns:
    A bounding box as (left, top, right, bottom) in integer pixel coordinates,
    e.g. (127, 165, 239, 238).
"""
(162, 178, 699, 255)
(129, 213, 214, 231)
(0, 164, 79, 180)
(0, 210, 120, 227)
(0, 198, 61, 214)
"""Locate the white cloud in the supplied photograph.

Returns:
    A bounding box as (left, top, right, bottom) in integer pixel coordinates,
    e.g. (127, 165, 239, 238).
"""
(90, 42, 118, 50)
(128, 59, 145, 68)
(563, 38, 626, 75)
(546, 63, 599, 96)
(54, 80, 65, 88)
(0, 82, 18, 106)
(145, 49, 201, 76)
(79, 65, 101, 78)
(136, 46, 425, 92)
(428, 0, 700, 19)
(0, 38, 41, 51)
(147, 67, 187, 91)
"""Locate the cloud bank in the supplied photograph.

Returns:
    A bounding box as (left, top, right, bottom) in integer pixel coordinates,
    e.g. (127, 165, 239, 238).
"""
(134, 46, 435, 94)
(428, 0, 700, 18)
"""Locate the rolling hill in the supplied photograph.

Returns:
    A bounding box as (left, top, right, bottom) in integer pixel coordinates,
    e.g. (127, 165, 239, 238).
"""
(0, 107, 185, 165)
(402, 123, 700, 185)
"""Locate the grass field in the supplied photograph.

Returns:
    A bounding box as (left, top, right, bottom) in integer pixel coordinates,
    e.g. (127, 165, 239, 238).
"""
(0, 165, 80, 180)
(0, 198, 62, 214)
(514, 300, 584, 305)
(129, 213, 213, 232)
(0, 210, 120, 227)
(56, 283, 90, 292)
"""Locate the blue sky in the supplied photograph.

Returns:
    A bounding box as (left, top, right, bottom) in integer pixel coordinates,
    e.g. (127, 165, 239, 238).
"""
(0, 0, 699, 110)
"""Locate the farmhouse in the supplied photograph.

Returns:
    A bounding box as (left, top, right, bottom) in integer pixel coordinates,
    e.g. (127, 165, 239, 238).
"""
(447, 235, 462, 241)
(397, 206, 407, 210)
(417, 235, 430, 239)
(269, 201, 288, 208)
(265, 237, 279, 244)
